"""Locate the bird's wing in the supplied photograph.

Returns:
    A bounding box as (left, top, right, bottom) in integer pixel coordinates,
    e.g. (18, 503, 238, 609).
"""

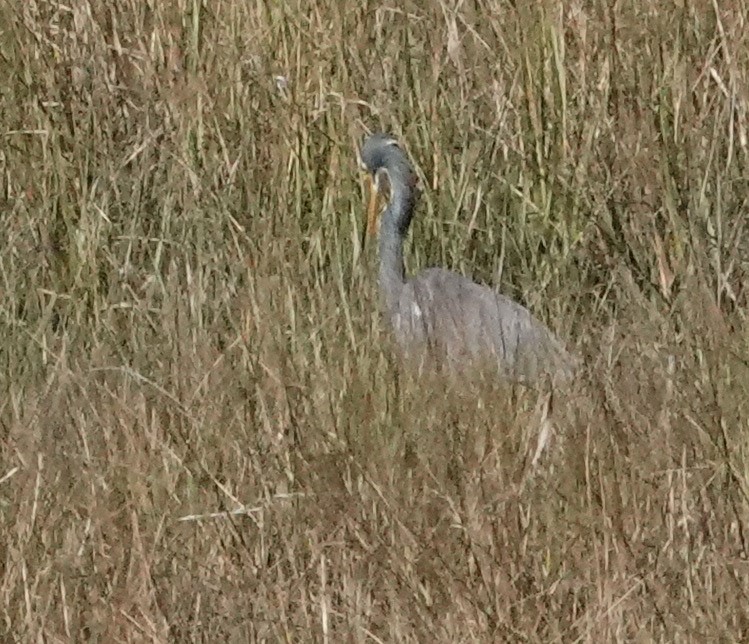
(397, 268, 576, 382)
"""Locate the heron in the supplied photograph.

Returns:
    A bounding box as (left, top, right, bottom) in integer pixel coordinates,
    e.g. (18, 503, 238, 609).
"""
(359, 132, 577, 385)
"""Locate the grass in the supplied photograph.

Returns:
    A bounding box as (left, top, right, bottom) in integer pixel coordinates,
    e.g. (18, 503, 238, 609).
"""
(1, 0, 749, 641)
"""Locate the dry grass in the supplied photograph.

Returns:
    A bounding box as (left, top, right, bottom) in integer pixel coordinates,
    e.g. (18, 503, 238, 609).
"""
(2, 0, 749, 641)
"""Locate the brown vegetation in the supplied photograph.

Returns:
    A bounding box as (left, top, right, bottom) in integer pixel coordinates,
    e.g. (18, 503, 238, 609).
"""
(1, 0, 749, 641)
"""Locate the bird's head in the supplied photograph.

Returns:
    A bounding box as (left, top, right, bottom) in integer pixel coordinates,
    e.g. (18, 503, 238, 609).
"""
(358, 133, 418, 241)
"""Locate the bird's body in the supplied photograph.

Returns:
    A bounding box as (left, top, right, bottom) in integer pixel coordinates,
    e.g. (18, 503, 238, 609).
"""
(388, 267, 575, 382)
(360, 132, 577, 385)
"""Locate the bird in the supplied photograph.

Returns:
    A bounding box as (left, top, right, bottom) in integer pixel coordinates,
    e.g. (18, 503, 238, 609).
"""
(358, 132, 577, 385)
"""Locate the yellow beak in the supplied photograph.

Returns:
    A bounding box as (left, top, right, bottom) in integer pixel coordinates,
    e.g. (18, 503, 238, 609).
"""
(368, 173, 382, 236)
(363, 173, 382, 249)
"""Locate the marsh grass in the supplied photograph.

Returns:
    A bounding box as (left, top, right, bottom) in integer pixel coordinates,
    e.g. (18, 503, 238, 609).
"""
(2, 0, 749, 641)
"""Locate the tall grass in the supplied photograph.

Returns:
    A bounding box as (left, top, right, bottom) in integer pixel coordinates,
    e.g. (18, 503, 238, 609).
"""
(1, 0, 748, 640)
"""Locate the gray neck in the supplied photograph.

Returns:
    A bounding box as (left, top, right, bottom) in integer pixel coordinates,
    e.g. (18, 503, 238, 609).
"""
(379, 223, 405, 316)
(378, 177, 414, 316)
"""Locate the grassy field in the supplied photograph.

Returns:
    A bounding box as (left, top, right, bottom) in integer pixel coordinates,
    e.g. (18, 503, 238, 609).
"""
(2, 0, 749, 641)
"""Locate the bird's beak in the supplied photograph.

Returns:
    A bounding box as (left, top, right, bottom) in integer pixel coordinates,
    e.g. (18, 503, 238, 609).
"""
(361, 173, 381, 251)
(366, 173, 381, 237)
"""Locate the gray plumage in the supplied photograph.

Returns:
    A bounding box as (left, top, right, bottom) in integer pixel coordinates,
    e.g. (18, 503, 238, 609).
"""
(360, 132, 577, 384)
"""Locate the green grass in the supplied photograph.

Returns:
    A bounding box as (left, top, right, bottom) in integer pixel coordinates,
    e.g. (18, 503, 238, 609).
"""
(2, 0, 749, 640)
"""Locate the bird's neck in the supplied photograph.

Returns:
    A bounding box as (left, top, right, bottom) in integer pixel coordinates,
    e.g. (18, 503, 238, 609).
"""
(378, 180, 414, 316)
(378, 226, 405, 315)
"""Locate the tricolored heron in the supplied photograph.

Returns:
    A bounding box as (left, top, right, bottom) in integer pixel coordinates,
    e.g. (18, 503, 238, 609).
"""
(359, 132, 577, 384)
